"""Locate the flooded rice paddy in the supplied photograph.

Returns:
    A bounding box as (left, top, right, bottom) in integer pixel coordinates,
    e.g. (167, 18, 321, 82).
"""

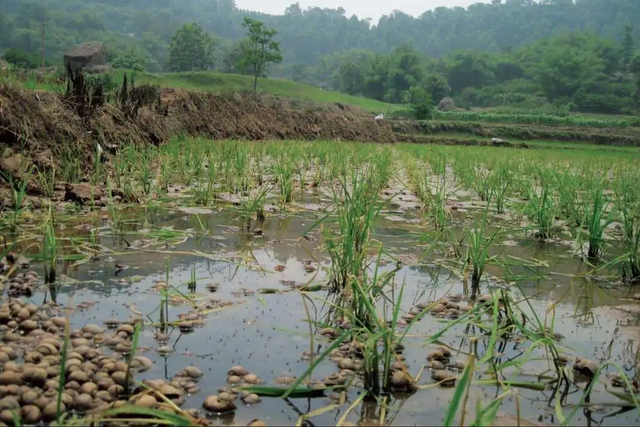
(2, 140, 640, 426)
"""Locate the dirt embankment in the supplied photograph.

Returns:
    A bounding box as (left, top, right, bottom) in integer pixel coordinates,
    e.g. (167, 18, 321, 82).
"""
(392, 120, 640, 146)
(0, 84, 396, 180)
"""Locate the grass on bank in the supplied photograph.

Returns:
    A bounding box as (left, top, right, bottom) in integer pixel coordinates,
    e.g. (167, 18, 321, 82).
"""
(137, 71, 394, 114)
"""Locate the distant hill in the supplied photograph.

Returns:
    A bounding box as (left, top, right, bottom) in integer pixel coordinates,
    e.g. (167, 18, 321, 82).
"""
(1, 0, 638, 69)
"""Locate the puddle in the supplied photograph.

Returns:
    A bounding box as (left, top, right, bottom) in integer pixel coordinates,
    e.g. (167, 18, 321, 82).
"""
(2, 141, 640, 426)
(1, 201, 639, 426)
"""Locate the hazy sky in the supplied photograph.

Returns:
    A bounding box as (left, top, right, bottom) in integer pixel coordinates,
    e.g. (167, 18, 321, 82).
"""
(235, 0, 489, 23)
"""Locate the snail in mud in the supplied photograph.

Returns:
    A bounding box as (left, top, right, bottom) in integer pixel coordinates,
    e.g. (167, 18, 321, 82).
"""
(389, 370, 417, 392)
(228, 365, 250, 377)
(573, 357, 598, 378)
(431, 370, 456, 387)
(203, 394, 236, 414)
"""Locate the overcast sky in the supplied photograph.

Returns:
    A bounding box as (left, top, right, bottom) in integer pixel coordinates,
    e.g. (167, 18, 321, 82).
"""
(235, 0, 490, 23)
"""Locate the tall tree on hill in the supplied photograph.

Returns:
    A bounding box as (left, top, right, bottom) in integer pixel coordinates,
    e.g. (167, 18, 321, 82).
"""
(240, 17, 283, 93)
(167, 23, 215, 72)
(622, 25, 635, 70)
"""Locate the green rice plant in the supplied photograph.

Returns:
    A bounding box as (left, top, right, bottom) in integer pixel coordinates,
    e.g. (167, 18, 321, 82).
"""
(239, 185, 271, 231)
(578, 184, 615, 261)
(415, 168, 451, 230)
(0, 165, 33, 231)
(55, 308, 71, 423)
(461, 206, 500, 297)
(552, 168, 583, 227)
(34, 163, 56, 199)
(273, 154, 295, 206)
(106, 179, 122, 233)
(231, 142, 250, 192)
(488, 160, 513, 214)
(157, 154, 174, 193)
(42, 205, 58, 284)
(193, 154, 217, 205)
(315, 167, 387, 295)
(470, 159, 493, 202)
(615, 184, 640, 282)
(187, 266, 197, 293)
(56, 142, 84, 183)
(522, 168, 556, 240)
(134, 145, 154, 196)
(124, 322, 142, 396)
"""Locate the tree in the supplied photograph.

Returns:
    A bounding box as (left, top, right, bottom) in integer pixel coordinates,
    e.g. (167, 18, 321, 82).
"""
(3, 48, 40, 69)
(291, 64, 306, 82)
(240, 17, 283, 93)
(222, 39, 253, 74)
(622, 25, 635, 70)
(111, 47, 148, 71)
(423, 73, 451, 103)
(167, 23, 215, 72)
(631, 53, 640, 106)
(402, 86, 433, 120)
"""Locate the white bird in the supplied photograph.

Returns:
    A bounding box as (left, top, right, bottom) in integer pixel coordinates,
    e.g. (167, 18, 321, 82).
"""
(374, 113, 385, 121)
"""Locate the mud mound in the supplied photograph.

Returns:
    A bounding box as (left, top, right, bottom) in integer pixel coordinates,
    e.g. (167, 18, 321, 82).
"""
(163, 89, 394, 142)
(0, 84, 395, 162)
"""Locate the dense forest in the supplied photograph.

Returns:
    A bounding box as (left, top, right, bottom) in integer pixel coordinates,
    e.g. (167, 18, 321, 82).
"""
(1, 0, 640, 113)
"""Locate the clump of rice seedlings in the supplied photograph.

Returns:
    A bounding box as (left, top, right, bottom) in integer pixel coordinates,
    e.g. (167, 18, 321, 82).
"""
(615, 183, 640, 282)
(57, 142, 84, 183)
(469, 158, 493, 202)
(319, 167, 387, 296)
(156, 154, 174, 193)
(193, 154, 217, 205)
(408, 161, 451, 231)
(522, 168, 556, 240)
(273, 155, 295, 206)
(239, 185, 270, 231)
(552, 168, 583, 227)
(579, 184, 615, 261)
(231, 142, 250, 192)
(34, 163, 56, 199)
(134, 145, 154, 196)
(460, 207, 499, 297)
(0, 165, 33, 231)
(488, 160, 513, 214)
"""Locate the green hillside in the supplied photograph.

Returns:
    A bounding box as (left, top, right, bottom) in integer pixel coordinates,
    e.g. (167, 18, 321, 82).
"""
(140, 71, 393, 114)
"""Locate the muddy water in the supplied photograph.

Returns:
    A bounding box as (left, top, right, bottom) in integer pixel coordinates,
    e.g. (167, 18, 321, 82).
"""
(5, 196, 640, 426)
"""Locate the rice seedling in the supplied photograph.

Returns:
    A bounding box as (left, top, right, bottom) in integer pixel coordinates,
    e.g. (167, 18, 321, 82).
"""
(188, 265, 197, 293)
(522, 168, 556, 240)
(57, 143, 84, 183)
(579, 183, 615, 261)
(238, 184, 271, 231)
(273, 152, 295, 206)
(41, 206, 58, 284)
(134, 145, 155, 196)
(34, 164, 56, 199)
(0, 165, 33, 231)
(315, 166, 387, 296)
(193, 154, 217, 206)
(552, 168, 583, 227)
(460, 208, 500, 297)
(615, 184, 640, 282)
(487, 160, 513, 214)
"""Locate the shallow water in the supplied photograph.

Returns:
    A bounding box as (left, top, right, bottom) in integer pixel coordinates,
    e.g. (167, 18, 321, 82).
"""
(3, 189, 637, 427)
